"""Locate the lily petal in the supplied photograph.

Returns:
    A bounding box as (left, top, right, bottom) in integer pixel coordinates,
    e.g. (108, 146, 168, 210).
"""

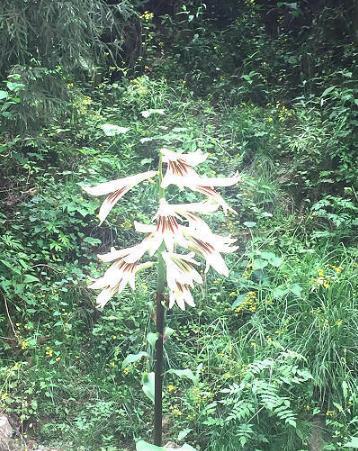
(161, 148, 208, 167)
(83, 171, 156, 197)
(163, 252, 203, 310)
(83, 170, 157, 224)
(98, 241, 150, 264)
(89, 258, 152, 309)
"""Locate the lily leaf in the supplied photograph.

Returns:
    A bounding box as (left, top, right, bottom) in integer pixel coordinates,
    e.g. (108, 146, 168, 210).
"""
(142, 372, 155, 403)
(122, 351, 149, 368)
(136, 440, 165, 451)
(343, 437, 358, 448)
(147, 332, 159, 348)
(168, 368, 197, 383)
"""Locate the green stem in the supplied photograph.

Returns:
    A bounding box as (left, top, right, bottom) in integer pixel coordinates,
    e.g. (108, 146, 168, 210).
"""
(154, 153, 166, 446)
(154, 249, 165, 446)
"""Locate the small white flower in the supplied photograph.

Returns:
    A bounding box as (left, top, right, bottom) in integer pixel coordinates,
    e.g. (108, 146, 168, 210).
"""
(100, 123, 130, 136)
(134, 198, 237, 279)
(141, 109, 165, 118)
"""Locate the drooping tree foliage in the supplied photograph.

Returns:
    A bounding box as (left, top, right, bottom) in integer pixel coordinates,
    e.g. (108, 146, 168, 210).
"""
(0, 0, 138, 132)
(0, 0, 138, 76)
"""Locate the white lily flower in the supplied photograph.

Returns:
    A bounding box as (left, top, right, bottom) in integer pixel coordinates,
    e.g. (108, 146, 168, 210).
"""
(134, 199, 189, 254)
(186, 237, 229, 276)
(192, 185, 237, 214)
(134, 199, 237, 278)
(161, 147, 208, 168)
(90, 259, 152, 308)
(162, 252, 203, 310)
(166, 200, 219, 218)
(97, 241, 152, 264)
(169, 283, 195, 310)
(160, 148, 240, 214)
(83, 170, 157, 224)
(183, 227, 238, 277)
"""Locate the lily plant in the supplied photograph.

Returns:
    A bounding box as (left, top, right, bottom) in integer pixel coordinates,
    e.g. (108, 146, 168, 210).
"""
(83, 147, 240, 447)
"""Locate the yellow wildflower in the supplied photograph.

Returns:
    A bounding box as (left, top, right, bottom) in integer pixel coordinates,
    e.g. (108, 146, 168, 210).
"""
(171, 406, 182, 417)
(330, 265, 342, 273)
(20, 340, 29, 350)
(141, 11, 154, 21)
(235, 291, 257, 314)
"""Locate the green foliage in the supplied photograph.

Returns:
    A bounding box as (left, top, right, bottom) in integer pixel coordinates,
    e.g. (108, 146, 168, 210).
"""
(0, 0, 135, 76)
(0, 1, 357, 449)
(203, 351, 312, 449)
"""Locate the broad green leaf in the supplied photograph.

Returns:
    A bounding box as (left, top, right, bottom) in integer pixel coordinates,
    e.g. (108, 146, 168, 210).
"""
(289, 283, 303, 297)
(142, 372, 155, 403)
(260, 251, 275, 260)
(231, 294, 246, 308)
(177, 428, 192, 441)
(269, 256, 283, 267)
(260, 251, 283, 267)
(272, 286, 289, 299)
(140, 158, 154, 165)
(122, 351, 149, 368)
(252, 259, 268, 270)
(243, 221, 256, 228)
(136, 440, 165, 451)
(286, 418, 296, 428)
(24, 274, 40, 284)
(147, 332, 159, 347)
(0, 90, 8, 100)
(252, 269, 268, 282)
(1, 260, 21, 274)
(165, 327, 175, 337)
(344, 437, 358, 448)
(168, 368, 196, 383)
(6, 81, 25, 91)
(100, 123, 130, 136)
(321, 86, 336, 97)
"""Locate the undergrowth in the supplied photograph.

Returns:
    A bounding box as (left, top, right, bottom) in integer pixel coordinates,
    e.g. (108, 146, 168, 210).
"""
(1, 73, 357, 450)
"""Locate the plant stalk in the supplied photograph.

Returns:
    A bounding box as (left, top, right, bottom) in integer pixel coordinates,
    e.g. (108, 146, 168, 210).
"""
(154, 152, 166, 446)
(154, 252, 165, 446)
